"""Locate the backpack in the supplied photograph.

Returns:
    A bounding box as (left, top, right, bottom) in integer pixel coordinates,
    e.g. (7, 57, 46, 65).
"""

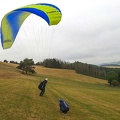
(38, 82, 44, 90)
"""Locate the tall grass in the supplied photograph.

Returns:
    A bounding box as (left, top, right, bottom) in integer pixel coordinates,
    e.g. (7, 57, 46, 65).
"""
(0, 63, 120, 120)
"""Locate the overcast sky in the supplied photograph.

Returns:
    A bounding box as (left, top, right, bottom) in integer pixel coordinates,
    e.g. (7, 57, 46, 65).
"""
(0, 0, 120, 65)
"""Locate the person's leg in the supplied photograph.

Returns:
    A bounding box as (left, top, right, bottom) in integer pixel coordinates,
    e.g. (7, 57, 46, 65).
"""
(40, 89, 45, 96)
(40, 90, 43, 96)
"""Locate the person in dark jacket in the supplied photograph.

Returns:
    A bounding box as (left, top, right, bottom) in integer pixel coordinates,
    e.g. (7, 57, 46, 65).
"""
(58, 98, 69, 113)
(39, 78, 48, 96)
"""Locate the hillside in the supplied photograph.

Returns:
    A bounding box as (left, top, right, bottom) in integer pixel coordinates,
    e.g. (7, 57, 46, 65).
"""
(0, 62, 120, 120)
(0, 62, 20, 79)
(35, 65, 106, 84)
(0, 62, 106, 83)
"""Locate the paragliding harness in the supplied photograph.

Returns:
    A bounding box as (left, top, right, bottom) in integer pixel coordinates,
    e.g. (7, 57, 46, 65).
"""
(63, 101, 69, 111)
(38, 81, 44, 90)
(59, 100, 70, 113)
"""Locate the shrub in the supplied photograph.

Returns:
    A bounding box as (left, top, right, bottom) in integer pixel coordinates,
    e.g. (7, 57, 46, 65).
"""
(111, 80, 119, 87)
(106, 71, 118, 85)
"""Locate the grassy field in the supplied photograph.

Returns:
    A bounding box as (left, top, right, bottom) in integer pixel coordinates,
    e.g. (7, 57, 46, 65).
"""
(0, 62, 120, 120)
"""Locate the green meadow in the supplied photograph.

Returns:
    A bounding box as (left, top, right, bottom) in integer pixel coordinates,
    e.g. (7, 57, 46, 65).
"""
(0, 62, 120, 120)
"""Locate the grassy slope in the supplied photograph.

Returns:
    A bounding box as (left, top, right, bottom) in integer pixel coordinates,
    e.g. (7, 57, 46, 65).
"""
(0, 62, 120, 120)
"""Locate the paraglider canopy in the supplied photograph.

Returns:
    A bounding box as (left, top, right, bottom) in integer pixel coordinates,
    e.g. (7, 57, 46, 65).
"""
(1, 3, 62, 49)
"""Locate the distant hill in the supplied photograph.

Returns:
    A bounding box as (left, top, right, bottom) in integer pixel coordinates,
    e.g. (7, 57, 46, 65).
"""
(100, 61, 120, 66)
